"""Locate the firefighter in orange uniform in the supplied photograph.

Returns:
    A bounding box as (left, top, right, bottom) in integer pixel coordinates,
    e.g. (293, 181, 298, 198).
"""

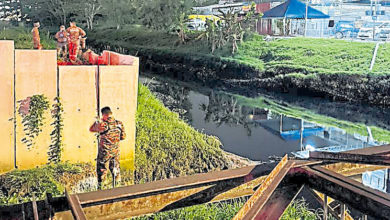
(66, 21, 86, 62)
(31, 22, 42, 50)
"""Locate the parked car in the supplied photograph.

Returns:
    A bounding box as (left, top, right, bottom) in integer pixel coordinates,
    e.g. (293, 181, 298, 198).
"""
(333, 21, 360, 39)
(377, 22, 390, 41)
(357, 21, 382, 40)
(186, 18, 206, 31)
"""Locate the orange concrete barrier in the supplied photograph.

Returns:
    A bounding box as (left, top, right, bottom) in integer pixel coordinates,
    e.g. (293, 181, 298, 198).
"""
(102, 50, 135, 65)
(99, 62, 139, 172)
(0, 41, 15, 173)
(59, 66, 99, 164)
(15, 50, 57, 169)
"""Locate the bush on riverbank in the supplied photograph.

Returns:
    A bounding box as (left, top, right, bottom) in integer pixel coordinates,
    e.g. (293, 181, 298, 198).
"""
(0, 163, 95, 205)
(135, 85, 230, 183)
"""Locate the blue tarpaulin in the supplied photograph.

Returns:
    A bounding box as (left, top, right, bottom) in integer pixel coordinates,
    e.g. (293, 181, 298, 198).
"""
(262, 0, 330, 19)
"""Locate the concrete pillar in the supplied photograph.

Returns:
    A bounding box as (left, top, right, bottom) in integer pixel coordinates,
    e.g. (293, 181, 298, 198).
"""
(0, 41, 15, 173)
(15, 50, 57, 169)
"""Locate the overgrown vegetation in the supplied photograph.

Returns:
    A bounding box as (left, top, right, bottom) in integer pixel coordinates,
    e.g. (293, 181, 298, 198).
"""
(194, 3, 259, 54)
(18, 95, 50, 149)
(135, 85, 230, 183)
(0, 163, 93, 205)
(48, 97, 64, 164)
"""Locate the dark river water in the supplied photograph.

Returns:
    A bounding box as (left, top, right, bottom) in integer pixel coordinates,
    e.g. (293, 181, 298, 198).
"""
(140, 74, 390, 218)
(140, 74, 390, 162)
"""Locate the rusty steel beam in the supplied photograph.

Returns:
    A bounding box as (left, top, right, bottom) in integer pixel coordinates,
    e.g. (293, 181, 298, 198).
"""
(294, 166, 390, 219)
(78, 163, 278, 207)
(309, 151, 390, 166)
(53, 163, 280, 219)
(3, 144, 390, 219)
(66, 190, 87, 220)
(244, 179, 303, 220)
(233, 155, 296, 220)
(346, 144, 390, 156)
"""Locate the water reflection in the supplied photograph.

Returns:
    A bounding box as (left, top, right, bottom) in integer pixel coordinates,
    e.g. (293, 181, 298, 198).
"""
(200, 91, 260, 136)
(144, 80, 193, 122)
(362, 169, 390, 194)
(141, 76, 387, 161)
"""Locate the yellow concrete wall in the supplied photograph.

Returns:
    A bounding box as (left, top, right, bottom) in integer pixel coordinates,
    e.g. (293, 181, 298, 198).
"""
(59, 66, 98, 164)
(0, 41, 15, 173)
(15, 50, 57, 169)
(0, 44, 139, 173)
(99, 59, 139, 172)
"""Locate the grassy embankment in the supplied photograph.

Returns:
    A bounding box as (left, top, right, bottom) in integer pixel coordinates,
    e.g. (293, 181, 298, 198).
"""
(89, 26, 390, 74)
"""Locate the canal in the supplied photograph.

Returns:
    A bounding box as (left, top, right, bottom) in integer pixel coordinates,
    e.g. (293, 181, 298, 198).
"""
(140, 74, 390, 162)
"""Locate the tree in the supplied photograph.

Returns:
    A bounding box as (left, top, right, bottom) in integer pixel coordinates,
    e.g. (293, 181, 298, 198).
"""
(22, 0, 77, 26)
(78, 0, 103, 30)
(101, 0, 137, 29)
(0, 0, 23, 22)
(196, 2, 260, 54)
(137, 0, 193, 31)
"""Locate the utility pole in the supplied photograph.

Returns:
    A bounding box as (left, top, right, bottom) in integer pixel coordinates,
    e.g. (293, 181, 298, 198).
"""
(372, 0, 377, 41)
(304, 0, 309, 37)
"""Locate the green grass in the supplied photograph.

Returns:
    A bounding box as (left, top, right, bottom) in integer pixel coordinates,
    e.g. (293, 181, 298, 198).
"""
(132, 198, 245, 220)
(132, 198, 327, 220)
(0, 163, 93, 205)
(234, 37, 377, 73)
(232, 92, 390, 143)
(373, 43, 390, 73)
(0, 27, 56, 49)
(89, 26, 390, 75)
(135, 85, 229, 183)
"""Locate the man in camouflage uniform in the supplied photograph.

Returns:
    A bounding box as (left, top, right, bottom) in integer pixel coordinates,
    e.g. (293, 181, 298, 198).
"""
(90, 107, 126, 189)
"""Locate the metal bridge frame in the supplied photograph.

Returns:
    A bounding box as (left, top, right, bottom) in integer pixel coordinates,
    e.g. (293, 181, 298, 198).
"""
(1, 145, 390, 220)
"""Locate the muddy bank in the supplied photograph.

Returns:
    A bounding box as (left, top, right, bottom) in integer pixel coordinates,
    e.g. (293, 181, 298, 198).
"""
(89, 40, 390, 106)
